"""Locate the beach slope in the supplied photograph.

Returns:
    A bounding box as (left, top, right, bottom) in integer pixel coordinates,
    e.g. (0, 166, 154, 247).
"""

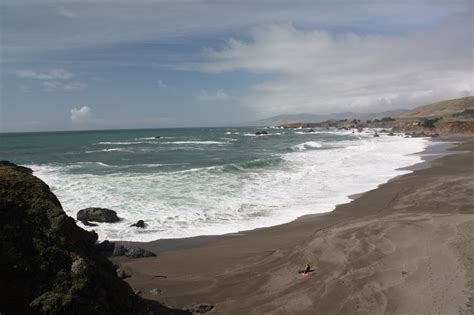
(115, 140, 474, 314)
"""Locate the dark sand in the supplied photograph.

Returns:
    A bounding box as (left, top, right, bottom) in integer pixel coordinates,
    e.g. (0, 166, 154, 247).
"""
(114, 138, 474, 314)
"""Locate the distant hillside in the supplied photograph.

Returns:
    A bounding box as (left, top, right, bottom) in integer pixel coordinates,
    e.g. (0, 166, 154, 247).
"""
(238, 110, 407, 127)
(400, 96, 474, 118)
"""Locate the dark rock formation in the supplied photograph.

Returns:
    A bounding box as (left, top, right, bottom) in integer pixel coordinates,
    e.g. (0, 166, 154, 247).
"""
(0, 162, 186, 314)
(255, 131, 268, 135)
(112, 245, 128, 257)
(130, 219, 146, 228)
(155, 136, 161, 139)
(125, 247, 156, 259)
(77, 207, 120, 223)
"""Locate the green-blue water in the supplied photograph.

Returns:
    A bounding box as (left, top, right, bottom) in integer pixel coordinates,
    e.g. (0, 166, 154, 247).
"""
(0, 127, 428, 241)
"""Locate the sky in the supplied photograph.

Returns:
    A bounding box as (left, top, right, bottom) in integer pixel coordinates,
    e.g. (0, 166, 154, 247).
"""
(1, 0, 472, 132)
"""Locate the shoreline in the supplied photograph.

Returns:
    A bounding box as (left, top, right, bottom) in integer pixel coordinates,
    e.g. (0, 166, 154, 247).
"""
(114, 137, 474, 313)
(117, 137, 459, 254)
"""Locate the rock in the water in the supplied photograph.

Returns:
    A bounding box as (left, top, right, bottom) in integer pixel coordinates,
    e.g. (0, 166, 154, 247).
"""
(77, 207, 120, 223)
(255, 131, 268, 135)
(130, 219, 146, 228)
(189, 303, 214, 313)
(80, 220, 98, 227)
(125, 247, 156, 258)
(155, 136, 161, 139)
(149, 288, 162, 295)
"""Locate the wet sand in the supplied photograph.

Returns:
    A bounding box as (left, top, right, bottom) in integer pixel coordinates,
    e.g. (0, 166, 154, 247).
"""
(114, 138, 474, 314)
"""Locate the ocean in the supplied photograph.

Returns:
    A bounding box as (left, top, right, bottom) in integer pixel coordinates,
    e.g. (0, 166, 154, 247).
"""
(0, 127, 429, 241)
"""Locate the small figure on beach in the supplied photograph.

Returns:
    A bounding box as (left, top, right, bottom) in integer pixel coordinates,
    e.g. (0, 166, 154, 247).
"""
(304, 263, 311, 274)
(298, 263, 313, 275)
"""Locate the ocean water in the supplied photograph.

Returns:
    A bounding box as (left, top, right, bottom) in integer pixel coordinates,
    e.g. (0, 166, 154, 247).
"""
(0, 127, 429, 241)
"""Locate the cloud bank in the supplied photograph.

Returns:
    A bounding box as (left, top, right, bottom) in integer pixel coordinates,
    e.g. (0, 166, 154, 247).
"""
(15, 69, 87, 91)
(188, 16, 472, 115)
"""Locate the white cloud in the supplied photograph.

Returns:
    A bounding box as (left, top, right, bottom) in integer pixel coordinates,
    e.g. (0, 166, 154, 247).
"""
(187, 17, 473, 115)
(70, 106, 91, 122)
(157, 80, 166, 88)
(15, 69, 86, 91)
(16, 69, 73, 81)
(58, 6, 77, 18)
(196, 89, 230, 102)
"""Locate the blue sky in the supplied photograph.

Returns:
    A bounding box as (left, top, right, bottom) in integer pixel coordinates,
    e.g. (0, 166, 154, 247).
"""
(1, 0, 472, 132)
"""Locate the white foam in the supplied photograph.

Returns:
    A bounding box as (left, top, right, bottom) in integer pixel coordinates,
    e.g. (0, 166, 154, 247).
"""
(85, 148, 133, 153)
(30, 135, 429, 242)
(96, 141, 135, 145)
(291, 141, 323, 151)
(161, 141, 228, 145)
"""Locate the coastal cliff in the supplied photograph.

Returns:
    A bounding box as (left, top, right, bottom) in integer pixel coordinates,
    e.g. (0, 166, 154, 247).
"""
(0, 161, 183, 314)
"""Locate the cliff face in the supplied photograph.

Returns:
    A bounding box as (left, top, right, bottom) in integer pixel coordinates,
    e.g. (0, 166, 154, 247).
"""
(437, 121, 474, 135)
(0, 161, 146, 314)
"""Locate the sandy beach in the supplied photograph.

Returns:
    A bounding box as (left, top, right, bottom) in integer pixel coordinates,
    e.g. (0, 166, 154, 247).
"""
(113, 138, 474, 314)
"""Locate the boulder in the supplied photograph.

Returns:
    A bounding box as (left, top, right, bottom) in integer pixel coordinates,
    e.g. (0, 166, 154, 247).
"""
(112, 245, 128, 257)
(125, 247, 156, 259)
(130, 219, 146, 228)
(77, 207, 120, 223)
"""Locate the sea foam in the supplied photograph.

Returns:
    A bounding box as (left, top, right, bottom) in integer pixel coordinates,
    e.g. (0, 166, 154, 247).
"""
(28, 132, 429, 242)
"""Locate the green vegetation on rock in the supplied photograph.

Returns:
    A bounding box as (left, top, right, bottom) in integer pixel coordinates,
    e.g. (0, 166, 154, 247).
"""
(0, 161, 146, 314)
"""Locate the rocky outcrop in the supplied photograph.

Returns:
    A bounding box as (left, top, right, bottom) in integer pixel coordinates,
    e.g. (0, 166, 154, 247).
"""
(77, 207, 120, 223)
(255, 131, 268, 135)
(437, 121, 474, 135)
(0, 161, 184, 314)
(125, 247, 156, 259)
(97, 241, 156, 259)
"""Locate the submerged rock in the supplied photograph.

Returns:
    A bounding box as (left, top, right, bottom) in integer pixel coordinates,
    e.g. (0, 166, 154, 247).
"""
(255, 131, 268, 135)
(77, 207, 120, 223)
